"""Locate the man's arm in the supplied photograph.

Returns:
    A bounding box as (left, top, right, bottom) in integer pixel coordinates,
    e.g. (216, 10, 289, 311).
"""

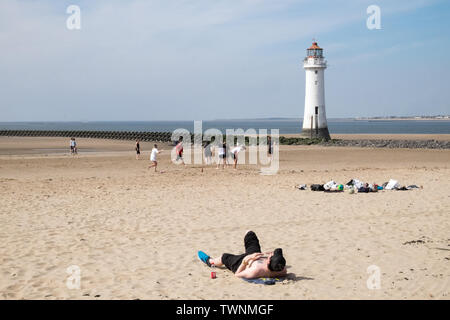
(234, 253, 263, 276)
(235, 267, 261, 279)
(234, 262, 247, 276)
(246, 253, 263, 260)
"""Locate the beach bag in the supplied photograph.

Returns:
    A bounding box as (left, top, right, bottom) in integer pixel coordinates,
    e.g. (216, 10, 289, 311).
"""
(358, 187, 370, 193)
(311, 184, 325, 191)
(347, 179, 364, 189)
(385, 179, 400, 190)
(354, 179, 364, 189)
(323, 180, 337, 191)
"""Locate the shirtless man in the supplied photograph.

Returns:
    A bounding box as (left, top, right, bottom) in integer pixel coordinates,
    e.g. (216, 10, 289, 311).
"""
(198, 231, 287, 279)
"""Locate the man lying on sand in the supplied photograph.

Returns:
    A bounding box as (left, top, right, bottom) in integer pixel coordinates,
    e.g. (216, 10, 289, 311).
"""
(198, 231, 287, 279)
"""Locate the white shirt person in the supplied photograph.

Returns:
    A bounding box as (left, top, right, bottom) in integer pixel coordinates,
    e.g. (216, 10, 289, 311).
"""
(150, 147, 159, 162)
(149, 144, 163, 172)
(231, 144, 246, 170)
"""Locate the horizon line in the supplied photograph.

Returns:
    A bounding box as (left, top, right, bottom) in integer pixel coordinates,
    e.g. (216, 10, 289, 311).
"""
(1, 115, 450, 123)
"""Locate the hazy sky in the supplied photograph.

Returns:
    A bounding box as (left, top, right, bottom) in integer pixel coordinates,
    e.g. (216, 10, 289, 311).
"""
(1, 0, 449, 121)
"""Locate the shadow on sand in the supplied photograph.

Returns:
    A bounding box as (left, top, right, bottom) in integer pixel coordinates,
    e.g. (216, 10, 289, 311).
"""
(285, 272, 314, 282)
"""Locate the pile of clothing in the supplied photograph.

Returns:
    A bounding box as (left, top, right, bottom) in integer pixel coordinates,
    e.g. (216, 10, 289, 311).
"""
(296, 178, 421, 193)
(309, 180, 345, 192)
(346, 179, 381, 193)
(380, 179, 420, 191)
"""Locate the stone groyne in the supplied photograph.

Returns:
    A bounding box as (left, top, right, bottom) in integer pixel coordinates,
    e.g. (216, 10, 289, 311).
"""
(279, 137, 450, 149)
(322, 138, 450, 149)
(0, 130, 173, 142)
(1, 130, 449, 149)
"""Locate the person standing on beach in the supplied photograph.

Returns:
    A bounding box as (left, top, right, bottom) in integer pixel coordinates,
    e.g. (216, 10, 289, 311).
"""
(216, 142, 227, 169)
(174, 137, 185, 166)
(226, 142, 231, 167)
(231, 144, 246, 170)
(198, 231, 287, 279)
(204, 142, 212, 165)
(70, 138, 77, 155)
(267, 136, 273, 161)
(70, 138, 74, 154)
(135, 140, 141, 160)
(148, 144, 163, 172)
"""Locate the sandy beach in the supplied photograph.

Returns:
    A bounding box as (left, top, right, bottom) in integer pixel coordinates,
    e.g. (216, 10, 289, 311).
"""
(0, 136, 449, 300)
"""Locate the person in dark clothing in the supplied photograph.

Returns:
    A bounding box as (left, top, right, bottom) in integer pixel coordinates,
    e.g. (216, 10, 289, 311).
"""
(135, 140, 141, 160)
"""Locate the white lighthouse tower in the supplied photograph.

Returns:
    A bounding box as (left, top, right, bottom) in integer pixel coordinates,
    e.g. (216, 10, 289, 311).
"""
(301, 41, 331, 140)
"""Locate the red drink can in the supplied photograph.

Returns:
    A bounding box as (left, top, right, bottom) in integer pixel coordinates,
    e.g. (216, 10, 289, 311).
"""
(211, 271, 216, 279)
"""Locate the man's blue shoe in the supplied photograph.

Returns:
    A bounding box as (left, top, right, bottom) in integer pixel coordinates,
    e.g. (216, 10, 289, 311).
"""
(198, 251, 212, 267)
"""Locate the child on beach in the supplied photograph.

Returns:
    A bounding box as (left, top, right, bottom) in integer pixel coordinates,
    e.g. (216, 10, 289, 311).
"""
(148, 144, 163, 172)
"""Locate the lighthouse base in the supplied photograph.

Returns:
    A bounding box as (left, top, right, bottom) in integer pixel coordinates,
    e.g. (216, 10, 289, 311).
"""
(300, 127, 331, 141)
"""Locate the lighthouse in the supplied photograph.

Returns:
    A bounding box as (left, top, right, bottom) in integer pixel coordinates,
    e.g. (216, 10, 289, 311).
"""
(301, 41, 331, 140)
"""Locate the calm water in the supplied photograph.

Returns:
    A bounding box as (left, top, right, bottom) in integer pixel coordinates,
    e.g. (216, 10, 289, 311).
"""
(1, 119, 450, 134)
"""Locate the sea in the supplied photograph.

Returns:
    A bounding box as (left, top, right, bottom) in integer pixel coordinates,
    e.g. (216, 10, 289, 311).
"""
(1, 119, 450, 134)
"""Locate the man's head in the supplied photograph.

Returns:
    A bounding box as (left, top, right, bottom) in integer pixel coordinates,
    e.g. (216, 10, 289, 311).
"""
(268, 248, 286, 272)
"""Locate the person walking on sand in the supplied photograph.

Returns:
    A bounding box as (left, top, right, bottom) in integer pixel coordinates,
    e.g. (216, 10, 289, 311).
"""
(148, 144, 163, 172)
(198, 231, 287, 279)
(174, 137, 185, 166)
(70, 138, 77, 155)
(216, 142, 227, 169)
(135, 139, 141, 160)
(231, 144, 246, 170)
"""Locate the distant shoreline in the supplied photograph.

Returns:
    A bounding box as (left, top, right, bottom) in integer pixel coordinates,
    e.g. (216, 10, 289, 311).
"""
(213, 117, 450, 121)
(2, 117, 450, 123)
(354, 118, 450, 121)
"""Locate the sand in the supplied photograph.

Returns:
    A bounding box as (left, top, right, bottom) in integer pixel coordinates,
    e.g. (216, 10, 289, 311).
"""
(0, 136, 449, 300)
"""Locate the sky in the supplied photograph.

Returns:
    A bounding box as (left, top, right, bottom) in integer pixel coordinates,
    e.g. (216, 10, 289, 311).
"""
(1, 0, 450, 121)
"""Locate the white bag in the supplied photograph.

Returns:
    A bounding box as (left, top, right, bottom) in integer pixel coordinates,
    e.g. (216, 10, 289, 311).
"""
(385, 179, 400, 190)
(324, 180, 337, 191)
(353, 179, 364, 189)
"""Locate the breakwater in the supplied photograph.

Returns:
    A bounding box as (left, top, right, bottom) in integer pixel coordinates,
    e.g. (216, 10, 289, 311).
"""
(0, 130, 173, 142)
(1, 130, 449, 149)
